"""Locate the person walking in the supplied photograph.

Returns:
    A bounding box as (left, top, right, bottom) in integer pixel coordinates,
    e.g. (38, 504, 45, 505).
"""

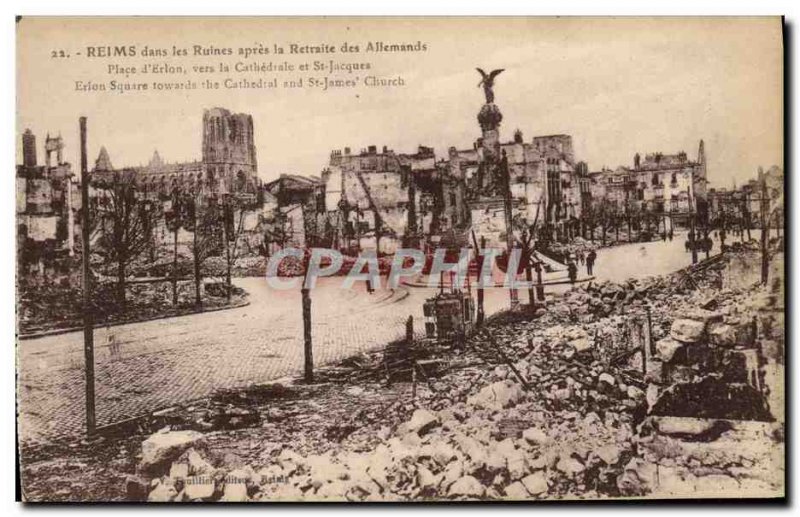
(586, 249, 597, 276)
(567, 260, 578, 285)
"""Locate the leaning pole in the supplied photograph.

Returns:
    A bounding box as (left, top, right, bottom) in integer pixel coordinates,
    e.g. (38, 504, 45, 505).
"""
(80, 116, 96, 437)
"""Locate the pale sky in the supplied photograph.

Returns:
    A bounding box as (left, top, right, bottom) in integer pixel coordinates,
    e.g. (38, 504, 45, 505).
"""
(17, 17, 783, 188)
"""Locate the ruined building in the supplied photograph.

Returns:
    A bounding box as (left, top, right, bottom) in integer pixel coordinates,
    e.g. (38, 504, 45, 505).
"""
(322, 122, 588, 253)
(322, 145, 440, 254)
(587, 141, 708, 232)
(16, 129, 76, 280)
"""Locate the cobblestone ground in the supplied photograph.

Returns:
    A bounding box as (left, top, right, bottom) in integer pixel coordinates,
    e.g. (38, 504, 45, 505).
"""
(18, 233, 714, 444)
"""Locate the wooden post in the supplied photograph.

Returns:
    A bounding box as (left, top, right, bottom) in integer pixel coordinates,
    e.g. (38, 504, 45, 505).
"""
(411, 361, 417, 401)
(301, 253, 313, 383)
(688, 186, 698, 264)
(192, 195, 201, 306)
(760, 176, 770, 285)
(472, 233, 485, 328)
(79, 116, 96, 438)
(172, 224, 179, 306)
(525, 261, 535, 307)
(405, 315, 414, 380)
(535, 263, 545, 301)
(644, 306, 654, 377)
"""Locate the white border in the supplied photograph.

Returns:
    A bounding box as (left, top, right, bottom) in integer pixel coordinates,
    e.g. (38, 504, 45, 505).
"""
(3, 1, 796, 515)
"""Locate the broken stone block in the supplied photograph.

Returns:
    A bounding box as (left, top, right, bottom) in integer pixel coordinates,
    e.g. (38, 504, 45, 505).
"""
(506, 451, 529, 480)
(617, 458, 658, 496)
(520, 471, 548, 496)
(405, 409, 440, 436)
(467, 380, 525, 411)
(184, 448, 214, 476)
(522, 427, 549, 446)
(708, 321, 756, 348)
(670, 319, 706, 344)
(654, 417, 718, 437)
(169, 462, 189, 481)
(677, 308, 723, 324)
(448, 475, 485, 498)
(646, 384, 660, 408)
(569, 337, 593, 354)
(627, 385, 645, 402)
(141, 430, 205, 473)
(503, 480, 530, 499)
(598, 372, 616, 387)
(416, 465, 440, 491)
(595, 444, 621, 465)
(655, 337, 685, 363)
(147, 479, 178, 502)
(440, 460, 464, 491)
(555, 454, 585, 477)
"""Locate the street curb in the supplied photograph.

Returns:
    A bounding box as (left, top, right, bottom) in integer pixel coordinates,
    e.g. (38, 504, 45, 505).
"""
(17, 299, 251, 341)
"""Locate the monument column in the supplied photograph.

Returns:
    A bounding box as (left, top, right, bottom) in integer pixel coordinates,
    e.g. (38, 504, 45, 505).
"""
(475, 67, 518, 308)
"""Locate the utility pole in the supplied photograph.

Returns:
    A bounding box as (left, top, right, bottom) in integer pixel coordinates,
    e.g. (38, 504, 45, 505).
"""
(172, 224, 179, 305)
(301, 252, 313, 383)
(192, 195, 202, 306)
(687, 186, 698, 264)
(79, 116, 96, 438)
(744, 191, 752, 241)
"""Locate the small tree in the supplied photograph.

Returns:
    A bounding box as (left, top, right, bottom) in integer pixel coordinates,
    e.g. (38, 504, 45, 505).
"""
(184, 194, 220, 306)
(511, 195, 543, 305)
(164, 189, 190, 306)
(219, 197, 247, 301)
(94, 169, 161, 310)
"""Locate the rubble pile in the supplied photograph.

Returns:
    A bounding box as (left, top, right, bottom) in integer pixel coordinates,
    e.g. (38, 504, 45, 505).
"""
(115, 249, 782, 502)
(133, 301, 654, 501)
(616, 253, 785, 498)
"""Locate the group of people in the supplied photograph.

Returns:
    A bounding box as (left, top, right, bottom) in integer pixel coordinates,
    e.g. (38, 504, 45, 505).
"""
(567, 249, 597, 284)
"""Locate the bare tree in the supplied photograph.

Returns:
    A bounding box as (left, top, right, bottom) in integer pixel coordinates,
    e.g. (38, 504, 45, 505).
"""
(93, 169, 161, 310)
(511, 194, 543, 305)
(219, 197, 247, 301)
(184, 194, 220, 306)
(595, 199, 618, 246)
(164, 189, 190, 306)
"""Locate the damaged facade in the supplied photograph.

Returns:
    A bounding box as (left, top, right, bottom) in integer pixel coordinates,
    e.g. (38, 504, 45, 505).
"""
(16, 129, 77, 282)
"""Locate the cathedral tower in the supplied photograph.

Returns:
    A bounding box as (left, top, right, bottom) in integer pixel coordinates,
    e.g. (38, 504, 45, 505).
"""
(202, 107, 258, 195)
(22, 129, 37, 167)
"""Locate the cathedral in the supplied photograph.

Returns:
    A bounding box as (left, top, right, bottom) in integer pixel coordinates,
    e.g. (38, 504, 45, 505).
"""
(93, 107, 260, 202)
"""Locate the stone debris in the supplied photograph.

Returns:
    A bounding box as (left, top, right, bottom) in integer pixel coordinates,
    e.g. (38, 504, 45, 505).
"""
(127, 250, 782, 502)
(140, 430, 205, 473)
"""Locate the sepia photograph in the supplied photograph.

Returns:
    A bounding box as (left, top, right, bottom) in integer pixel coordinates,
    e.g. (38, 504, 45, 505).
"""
(14, 16, 785, 502)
